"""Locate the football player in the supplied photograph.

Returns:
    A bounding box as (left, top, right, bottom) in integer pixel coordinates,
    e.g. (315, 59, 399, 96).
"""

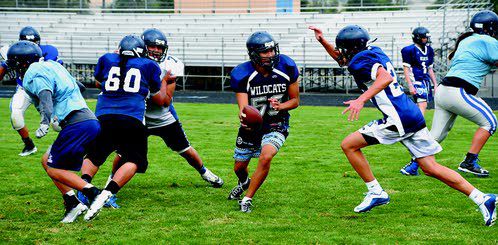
(310, 25, 497, 226)
(228, 31, 300, 213)
(7, 41, 100, 223)
(0, 26, 63, 156)
(400, 27, 438, 176)
(430, 10, 498, 177)
(80, 35, 169, 221)
(77, 29, 224, 209)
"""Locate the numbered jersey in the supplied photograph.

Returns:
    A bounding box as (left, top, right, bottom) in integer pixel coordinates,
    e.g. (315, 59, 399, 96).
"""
(145, 55, 184, 128)
(230, 54, 299, 132)
(94, 53, 161, 123)
(401, 44, 434, 82)
(348, 46, 425, 135)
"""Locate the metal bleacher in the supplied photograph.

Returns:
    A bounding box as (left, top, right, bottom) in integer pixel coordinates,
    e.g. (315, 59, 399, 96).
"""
(0, 8, 477, 69)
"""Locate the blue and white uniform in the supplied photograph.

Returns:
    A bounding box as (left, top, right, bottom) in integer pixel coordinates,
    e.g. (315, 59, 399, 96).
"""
(401, 44, 434, 102)
(230, 54, 299, 161)
(22, 60, 99, 171)
(431, 34, 498, 142)
(2, 44, 62, 131)
(88, 53, 162, 173)
(144, 54, 193, 153)
(348, 46, 441, 158)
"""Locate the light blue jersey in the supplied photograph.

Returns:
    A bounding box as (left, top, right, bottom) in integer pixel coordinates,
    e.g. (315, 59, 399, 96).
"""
(446, 34, 498, 89)
(22, 60, 88, 121)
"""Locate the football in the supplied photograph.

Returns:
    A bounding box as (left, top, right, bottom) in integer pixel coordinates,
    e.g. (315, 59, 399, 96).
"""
(242, 105, 263, 129)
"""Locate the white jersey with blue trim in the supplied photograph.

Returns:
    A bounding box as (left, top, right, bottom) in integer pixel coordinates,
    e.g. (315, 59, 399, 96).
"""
(348, 46, 426, 135)
(145, 54, 184, 128)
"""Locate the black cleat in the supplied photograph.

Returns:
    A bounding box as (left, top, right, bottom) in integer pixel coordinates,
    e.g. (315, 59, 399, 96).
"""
(228, 179, 250, 200)
(458, 158, 489, 177)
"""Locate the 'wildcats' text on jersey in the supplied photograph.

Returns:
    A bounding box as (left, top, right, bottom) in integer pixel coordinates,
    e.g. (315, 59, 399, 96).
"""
(94, 53, 162, 123)
(401, 44, 434, 82)
(230, 54, 299, 132)
(348, 46, 426, 135)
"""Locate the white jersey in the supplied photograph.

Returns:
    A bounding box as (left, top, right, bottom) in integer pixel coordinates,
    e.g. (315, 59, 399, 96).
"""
(0, 45, 9, 60)
(145, 54, 185, 128)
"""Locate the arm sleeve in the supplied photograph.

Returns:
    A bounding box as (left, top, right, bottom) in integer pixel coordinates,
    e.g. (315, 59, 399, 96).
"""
(401, 47, 412, 67)
(349, 52, 382, 84)
(38, 90, 53, 125)
(148, 62, 162, 94)
(94, 56, 105, 82)
(285, 57, 300, 84)
(483, 38, 498, 63)
(230, 67, 248, 93)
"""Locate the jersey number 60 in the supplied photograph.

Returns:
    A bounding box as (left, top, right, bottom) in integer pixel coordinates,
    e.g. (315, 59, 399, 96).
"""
(105, 66, 141, 93)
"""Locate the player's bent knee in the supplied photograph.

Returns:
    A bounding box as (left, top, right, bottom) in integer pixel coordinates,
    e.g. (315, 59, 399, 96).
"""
(10, 110, 25, 130)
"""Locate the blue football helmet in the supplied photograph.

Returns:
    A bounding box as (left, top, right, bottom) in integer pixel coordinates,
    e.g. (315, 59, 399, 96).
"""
(335, 25, 371, 63)
(246, 31, 280, 70)
(470, 10, 498, 38)
(19, 26, 41, 45)
(118, 35, 145, 58)
(7, 41, 43, 76)
(412, 27, 431, 45)
(142, 28, 168, 62)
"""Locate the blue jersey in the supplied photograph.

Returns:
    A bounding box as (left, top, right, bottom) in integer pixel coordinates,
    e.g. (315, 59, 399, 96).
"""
(446, 34, 498, 89)
(230, 54, 299, 132)
(22, 60, 88, 121)
(1, 44, 62, 86)
(401, 44, 434, 82)
(348, 46, 425, 135)
(94, 53, 162, 123)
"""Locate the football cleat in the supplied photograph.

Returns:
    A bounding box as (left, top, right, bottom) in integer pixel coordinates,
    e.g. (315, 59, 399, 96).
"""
(239, 199, 253, 213)
(84, 190, 112, 221)
(458, 158, 489, 177)
(354, 190, 390, 213)
(479, 194, 497, 226)
(400, 160, 419, 176)
(201, 169, 224, 188)
(19, 144, 37, 157)
(61, 202, 87, 223)
(77, 190, 90, 206)
(228, 179, 251, 200)
(104, 194, 120, 209)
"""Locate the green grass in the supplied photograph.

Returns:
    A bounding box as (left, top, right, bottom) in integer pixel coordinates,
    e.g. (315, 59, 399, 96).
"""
(0, 98, 497, 243)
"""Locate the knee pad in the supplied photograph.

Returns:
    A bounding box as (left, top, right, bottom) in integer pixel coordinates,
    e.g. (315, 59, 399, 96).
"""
(10, 109, 25, 130)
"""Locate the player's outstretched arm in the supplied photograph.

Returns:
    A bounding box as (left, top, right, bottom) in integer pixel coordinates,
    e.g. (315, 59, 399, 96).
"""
(269, 80, 300, 111)
(428, 67, 438, 93)
(236, 92, 249, 128)
(151, 78, 168, 106)
(308, 26, 343, 65)
(162, 70, 177, 106)
(403, 66, 416, 95)
(343, 67, 393, 121)
(36, 90, 54, 138)
(0, 66, 6, 81)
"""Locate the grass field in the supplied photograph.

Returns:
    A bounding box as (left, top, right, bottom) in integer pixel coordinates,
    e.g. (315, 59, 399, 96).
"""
(0, 98, 497, 243)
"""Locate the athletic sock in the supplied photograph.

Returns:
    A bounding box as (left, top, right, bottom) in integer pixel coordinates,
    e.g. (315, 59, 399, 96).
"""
(365, 179, 383, 194)
(81, 184, 100, 200)
(63, 191, 79, 206)
(465, 152, 478, 162)
(469, 188, 485, 206)
(22, 137, 34, 147)
(105, 180, 121, 195)
(240, 177, 249, 186)
(198, 165, 207, 175)
(241, 196, 252, 203)
(81, 174, 93, 183)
